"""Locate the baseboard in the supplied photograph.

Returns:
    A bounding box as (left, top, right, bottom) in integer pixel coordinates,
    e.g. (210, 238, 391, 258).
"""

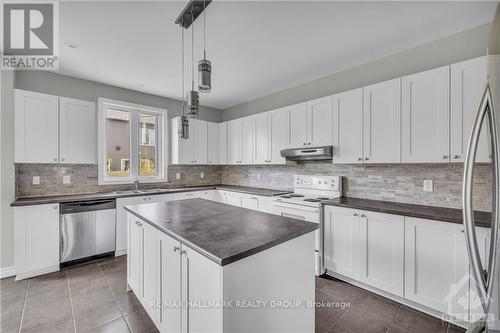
(0, 266, 16, 279)
(15, 265, 59, 281)
(115, 249, 127, 256)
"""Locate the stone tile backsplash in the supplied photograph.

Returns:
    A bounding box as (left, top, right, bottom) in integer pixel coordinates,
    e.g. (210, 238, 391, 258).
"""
(16, 162, 492, 212)
(16, 164, 222, 197)
(221, 162, 492, 212)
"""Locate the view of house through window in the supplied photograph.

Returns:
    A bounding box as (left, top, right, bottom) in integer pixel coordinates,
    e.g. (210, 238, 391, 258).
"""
(99, 98, 165, 184)
(139, 113, 158, 177)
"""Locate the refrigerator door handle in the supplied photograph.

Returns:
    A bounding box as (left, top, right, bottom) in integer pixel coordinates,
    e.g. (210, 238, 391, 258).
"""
(463, 81, 500, 314)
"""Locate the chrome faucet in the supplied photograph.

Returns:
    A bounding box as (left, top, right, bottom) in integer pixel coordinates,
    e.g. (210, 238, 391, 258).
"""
(133, 178, 140, 190)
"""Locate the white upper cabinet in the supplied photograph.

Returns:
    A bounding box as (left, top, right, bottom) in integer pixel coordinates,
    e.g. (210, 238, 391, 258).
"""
(308, 96, 333, 147)
(269, 107, 289, 164)
(207, 121, 219, 164)
(171, 117, 208, 165)
(227, 119, 242, 164)
(363, 79, 401, 163)
(254, 112, 271, 164)
(14, 90, 60, 163)
(402, 66, 450, 163)
(451, 55, 500, 163)
(241, 116, 255, 164)
(218, 122, 228, 164)
(332, 88, 364, 163)
(289, 103, 309, 148)
(59, 97, 96, 164)
(192, 119, 208, 164)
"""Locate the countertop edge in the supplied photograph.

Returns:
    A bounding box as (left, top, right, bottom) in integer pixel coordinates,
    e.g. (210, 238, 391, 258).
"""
(323, 198, 491, 228)
(11, 185, 292, 207)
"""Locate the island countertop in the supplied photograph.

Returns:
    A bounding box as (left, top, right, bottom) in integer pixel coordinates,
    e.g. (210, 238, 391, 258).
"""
(124, 198, 318, 266)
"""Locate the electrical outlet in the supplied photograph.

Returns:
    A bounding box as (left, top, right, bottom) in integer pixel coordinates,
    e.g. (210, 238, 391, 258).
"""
(32, 176, 40, 185)
(423, 180, 434, 193)
(63, 175, 71, 185)
(176, 173, 181, 180)
(257, 174, 261, 181)
(200, 172, 204, 179)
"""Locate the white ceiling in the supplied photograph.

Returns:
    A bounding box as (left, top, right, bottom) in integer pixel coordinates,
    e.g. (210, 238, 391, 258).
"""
(58, 1, 497, 110)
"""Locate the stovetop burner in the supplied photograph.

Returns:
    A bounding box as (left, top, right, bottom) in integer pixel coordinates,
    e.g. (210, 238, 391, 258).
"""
(289, 194, 305, 197)
(280, 195, 292, 199)
(316, 197, 331, 200)
(303, 198, 321, 202)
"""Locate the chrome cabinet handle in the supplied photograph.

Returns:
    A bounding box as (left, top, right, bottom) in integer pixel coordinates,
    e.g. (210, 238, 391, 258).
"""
(360, 214, 367, 218)
(61, 158, 65, 161)
(53, 158, 57, 161)
(358, 158, 362, 161)
(463, 82, 498, 314)
(442, 154, 448, 160)
(173, 246, 180, 253)
(353, 213, 359, 217)
(453, 155, 460, 159)
(364, 157, 369, 161)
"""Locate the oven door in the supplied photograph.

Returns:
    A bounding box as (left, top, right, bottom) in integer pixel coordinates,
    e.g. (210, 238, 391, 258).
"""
(273, 201, 321, 276)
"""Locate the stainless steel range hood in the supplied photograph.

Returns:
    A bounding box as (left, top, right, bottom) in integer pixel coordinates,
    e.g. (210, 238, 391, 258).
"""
(280, 146, 333, 162)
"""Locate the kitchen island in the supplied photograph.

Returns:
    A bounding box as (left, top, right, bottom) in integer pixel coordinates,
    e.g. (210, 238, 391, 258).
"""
(124, 198, 317, 333)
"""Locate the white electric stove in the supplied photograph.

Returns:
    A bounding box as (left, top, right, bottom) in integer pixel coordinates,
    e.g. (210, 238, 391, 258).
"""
(273, 175, 342, 276)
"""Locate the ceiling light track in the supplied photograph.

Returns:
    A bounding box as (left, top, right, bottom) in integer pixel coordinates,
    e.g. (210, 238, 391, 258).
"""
(175, 0, 211, 29)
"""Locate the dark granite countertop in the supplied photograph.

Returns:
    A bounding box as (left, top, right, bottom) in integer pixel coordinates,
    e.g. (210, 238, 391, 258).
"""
(323, 197, 491, 228)
(10, 185, 292, 207)
(124, 198, 318, 266)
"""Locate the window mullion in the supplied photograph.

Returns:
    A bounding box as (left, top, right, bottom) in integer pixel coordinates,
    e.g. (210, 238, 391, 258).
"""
(130, 109, 140, 180)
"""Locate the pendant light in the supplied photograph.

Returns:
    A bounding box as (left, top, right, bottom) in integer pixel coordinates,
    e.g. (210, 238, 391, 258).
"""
(180, 19, 189, 140)
(187, 7, 199, 118)
(198, 1, 211, 93)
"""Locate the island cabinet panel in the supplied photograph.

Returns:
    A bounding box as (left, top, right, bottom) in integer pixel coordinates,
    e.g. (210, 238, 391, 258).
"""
(404, 217, 469, 316)
(127, 215, 143, 295)
(358, 211, 404, 297)
(143, 222, 159, 323)
(323, 206, 360, 279)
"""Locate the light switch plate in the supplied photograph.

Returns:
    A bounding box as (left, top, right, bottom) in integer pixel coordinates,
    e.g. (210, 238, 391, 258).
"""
(200, 172, 204, 179)
(423, 180, 434, 192)
(32, 176, 40, 185)
(176, 173, 181, 180)
(63, 175, 71, 184)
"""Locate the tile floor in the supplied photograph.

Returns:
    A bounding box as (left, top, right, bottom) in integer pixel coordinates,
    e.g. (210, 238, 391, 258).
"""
(1, 256, 465, 333)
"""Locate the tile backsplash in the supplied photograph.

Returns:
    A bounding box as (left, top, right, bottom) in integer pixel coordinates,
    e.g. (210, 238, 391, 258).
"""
(221, 162, 492, 212)
(16, 162, 492, 212)
(16, 164, 222, 197)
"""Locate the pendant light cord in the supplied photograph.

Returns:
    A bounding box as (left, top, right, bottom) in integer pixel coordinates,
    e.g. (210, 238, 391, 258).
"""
(181, 22, 185, 115)
(191, 8, 194, 91)
(203, 1, 206, 59)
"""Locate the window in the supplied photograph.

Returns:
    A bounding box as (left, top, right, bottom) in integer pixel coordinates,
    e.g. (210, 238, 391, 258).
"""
(98, 98, 167, 184)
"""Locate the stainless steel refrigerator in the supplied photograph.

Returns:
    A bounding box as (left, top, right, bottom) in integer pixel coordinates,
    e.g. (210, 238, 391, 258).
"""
(463, 71, 500, 332)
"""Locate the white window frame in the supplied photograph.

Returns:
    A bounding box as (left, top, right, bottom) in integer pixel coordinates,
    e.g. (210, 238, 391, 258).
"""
(98, 97, 168, 185)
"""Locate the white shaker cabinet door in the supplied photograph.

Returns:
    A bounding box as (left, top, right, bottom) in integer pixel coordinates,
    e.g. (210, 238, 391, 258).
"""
(404, 217, 469, 316)
(59, 97, 96, 164)
(207, 122, 219, 165)
(332, 88, 364, 164)
(241, 116, 255, 164)
(308, 96, 333, 147)
(127, 215, 143, 296)
(14, 89, 59, 163)
(269, 108, 289, 164)
(116, 196, 147, 255)
(451, 56, 499, 163)
(288, 103, 309, 148)
(323, 206, 360, 279)
(363, 79, 401, 163)
(402, 66, 450, 163)
(192, 119, 208, 164)
(171, 117, 194, 164)
(469, 227, 491, 322)
(142, 222, 158, 323)
(14, 204, 60, 280)
(358, 211, 404, 297)
(254, 112, 271, 164)
(218, 122, 228, 164)
(227, 119, 242, 164)
(158, 232, 182, 333)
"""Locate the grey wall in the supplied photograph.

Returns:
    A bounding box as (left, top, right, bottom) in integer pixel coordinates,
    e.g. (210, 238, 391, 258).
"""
(1, 71, 16, 270)
(222, 22, 495, 120)
(15, 71, 222, 123)
(222, 163, 492, 212)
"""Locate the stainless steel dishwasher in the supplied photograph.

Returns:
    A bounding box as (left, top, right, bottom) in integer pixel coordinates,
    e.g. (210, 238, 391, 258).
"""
(60, 199, 116, 267)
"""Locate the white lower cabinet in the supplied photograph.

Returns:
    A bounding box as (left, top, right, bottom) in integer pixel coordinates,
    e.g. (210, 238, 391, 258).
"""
(225, 192, 243, 207)
(358, 211, 404, 297)
(323, 206, 360, 279)
(129, 214, 222, 333)
(14, 204, 60, 280)
(241, 194, 259, 210)
(404, 217, 470, 318)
